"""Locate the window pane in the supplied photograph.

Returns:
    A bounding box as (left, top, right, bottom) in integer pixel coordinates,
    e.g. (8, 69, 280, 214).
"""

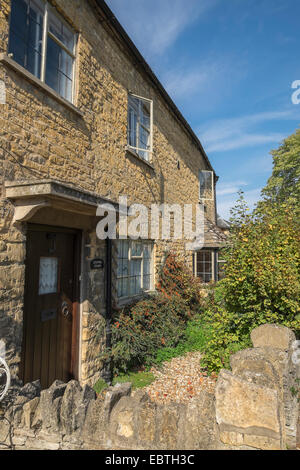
(143, 275, 151, 291)
(141, 101, 150, 129)
(128, 107, 138, 147)
(8, 0, 44, 79)
(196, 250, 213, 283)
(9, 0, 28, 42)
(61, 49, 73, 79)
(26, 44, 42, 77)
(131, 241, 142, 257)
(117, 279, 122, 298)
(9, 30, 26, 68)
(139, 125, 150, 150)
(199, 171, 213, 200)
(39, 257, 58, 295)
(143, 243, 152, 259)
(118, 259, 129, 277)
(45, 35, 60, 91)
(121, 240, 129, 258)
(143, 259, 151, 276)
(128, 95, 152, 161)
(49, 11, 74, 52)
(132, 259, 142, 276)
(45, 36, 74, 100)
(205, 262, 212, 273)
(130, 259, 142, 295)
(129, 277, 136, 296)
(58, 70, 73, 102)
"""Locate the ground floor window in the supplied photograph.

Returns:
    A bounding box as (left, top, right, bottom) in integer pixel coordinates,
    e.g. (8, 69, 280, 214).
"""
(117, 240, 153, 298)
(194, 249, 218, 283)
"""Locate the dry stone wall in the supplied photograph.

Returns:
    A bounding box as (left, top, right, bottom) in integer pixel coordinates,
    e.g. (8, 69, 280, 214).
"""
(0, 324, 299, 450)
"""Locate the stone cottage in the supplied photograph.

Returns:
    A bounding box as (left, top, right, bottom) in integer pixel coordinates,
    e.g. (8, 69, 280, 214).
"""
(0, 0, 226, 389)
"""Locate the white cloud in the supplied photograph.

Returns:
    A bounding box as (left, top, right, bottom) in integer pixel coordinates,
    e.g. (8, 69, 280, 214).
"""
(106, 0, 217, 58)
(208, 132, 285, 152)
(163, 68, 209, 100)
(162, 60, 226, 101)
(200, 110, 294, 153)
(217, 180, 248, 196)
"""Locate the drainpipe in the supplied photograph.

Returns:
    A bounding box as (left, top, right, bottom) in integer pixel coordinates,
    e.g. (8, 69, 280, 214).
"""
(103, 238, 112, 385)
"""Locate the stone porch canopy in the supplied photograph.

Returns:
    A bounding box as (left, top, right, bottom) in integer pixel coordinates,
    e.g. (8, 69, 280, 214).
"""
(5, 180, 120, 227)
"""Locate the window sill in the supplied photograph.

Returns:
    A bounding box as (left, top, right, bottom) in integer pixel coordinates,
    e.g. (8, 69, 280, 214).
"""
(125, 146, 155, 171)
(117, 289, 156, 307)
(0, 54, 84, 117)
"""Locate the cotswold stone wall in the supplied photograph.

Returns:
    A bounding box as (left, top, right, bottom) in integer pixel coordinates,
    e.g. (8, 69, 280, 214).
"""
(216, 324, 300, 450)
(0, 0, 218, 387)
(0, 324, 299, 450)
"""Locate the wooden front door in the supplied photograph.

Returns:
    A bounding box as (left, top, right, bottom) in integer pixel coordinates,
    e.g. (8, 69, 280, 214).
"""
(21, 225, 81, 389)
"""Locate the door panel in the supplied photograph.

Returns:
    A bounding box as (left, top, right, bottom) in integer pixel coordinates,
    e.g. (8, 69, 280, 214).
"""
(21, 227, 79, 389)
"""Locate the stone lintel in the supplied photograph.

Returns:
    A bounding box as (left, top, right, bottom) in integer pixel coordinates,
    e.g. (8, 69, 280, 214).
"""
(5, 180, 120, 222)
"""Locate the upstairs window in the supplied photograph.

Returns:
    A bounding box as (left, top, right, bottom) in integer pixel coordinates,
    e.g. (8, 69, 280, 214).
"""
(128, 94, 153, 162)
(199, 170, 214, 201)
(8, 0, 76, 102)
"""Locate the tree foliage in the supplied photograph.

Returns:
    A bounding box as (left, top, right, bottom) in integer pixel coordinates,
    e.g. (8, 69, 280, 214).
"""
(201, 192, 300, 373)
(262, 127, 300, 208)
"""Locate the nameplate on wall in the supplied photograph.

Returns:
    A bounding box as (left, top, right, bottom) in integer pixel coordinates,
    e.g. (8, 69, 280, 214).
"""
(90, 259, 104, 270)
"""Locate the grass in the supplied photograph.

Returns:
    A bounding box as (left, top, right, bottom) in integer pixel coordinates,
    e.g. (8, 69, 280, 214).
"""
(94, 370, 155, 395)
(113, 370, 155, 389)
(152, 315, 213, 367)
(93, 315, 213, 395)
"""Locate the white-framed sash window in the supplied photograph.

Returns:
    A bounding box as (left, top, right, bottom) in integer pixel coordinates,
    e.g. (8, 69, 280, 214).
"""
(117, 240, 154, 298)
(128, 94, 153, 162)
(8, 0, 77, 102)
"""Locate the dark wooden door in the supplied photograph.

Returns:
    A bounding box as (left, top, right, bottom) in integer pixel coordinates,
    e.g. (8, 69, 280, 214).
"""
(21, 226, 80, 389)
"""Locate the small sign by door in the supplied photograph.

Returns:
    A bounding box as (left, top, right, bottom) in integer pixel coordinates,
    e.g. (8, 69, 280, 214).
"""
(90, 258, 104, 270)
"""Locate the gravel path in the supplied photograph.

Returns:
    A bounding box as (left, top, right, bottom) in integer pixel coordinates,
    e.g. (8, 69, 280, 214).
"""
(144, 351, 217, 404)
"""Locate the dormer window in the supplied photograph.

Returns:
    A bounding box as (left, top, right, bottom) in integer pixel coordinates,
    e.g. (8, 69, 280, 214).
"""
(128, 94, 153, 162)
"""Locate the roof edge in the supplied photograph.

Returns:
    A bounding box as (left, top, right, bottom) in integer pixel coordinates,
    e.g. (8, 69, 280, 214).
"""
(92, 0, 216, 175)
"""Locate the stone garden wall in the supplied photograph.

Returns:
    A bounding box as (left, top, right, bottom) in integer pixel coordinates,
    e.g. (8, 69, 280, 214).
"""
(0, 324, 299, 450)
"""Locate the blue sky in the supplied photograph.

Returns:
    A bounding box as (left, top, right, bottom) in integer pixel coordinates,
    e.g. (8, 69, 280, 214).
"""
(107, 0, 300, 219)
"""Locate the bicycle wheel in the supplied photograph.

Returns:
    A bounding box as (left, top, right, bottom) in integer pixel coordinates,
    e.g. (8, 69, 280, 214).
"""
(0, 357, 11, 402)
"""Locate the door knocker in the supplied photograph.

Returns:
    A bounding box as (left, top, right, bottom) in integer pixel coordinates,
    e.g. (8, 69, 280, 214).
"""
(61, 301, 71, 319)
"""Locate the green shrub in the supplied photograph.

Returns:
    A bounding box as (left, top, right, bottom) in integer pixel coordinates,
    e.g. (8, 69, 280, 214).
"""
(200, 195, 300, 374)
(200, 306, 252, 373)
(157, 252, 204, 313)
(107, 252, 206, 375)
(110, 293, 192, 374)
